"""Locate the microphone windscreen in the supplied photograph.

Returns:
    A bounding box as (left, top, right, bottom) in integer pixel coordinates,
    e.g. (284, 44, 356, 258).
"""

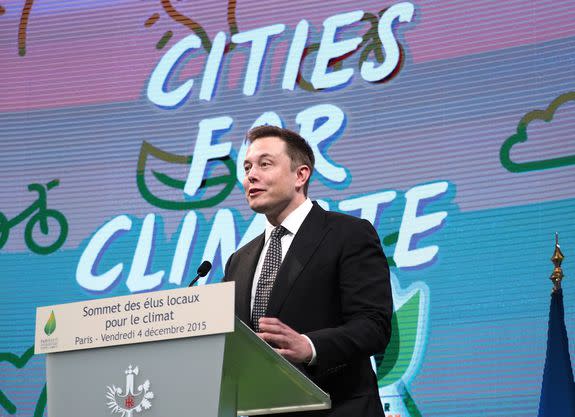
(197, 261, 212, 277)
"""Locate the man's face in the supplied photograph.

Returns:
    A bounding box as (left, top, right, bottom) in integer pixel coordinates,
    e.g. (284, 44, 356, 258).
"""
(242, 136, 304, 223)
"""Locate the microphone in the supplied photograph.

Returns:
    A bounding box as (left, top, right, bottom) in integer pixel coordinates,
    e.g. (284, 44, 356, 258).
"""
(188, 261, 212, 287)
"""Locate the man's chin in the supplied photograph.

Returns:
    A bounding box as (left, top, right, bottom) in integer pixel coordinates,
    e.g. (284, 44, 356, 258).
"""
(247, 200, 268, 214)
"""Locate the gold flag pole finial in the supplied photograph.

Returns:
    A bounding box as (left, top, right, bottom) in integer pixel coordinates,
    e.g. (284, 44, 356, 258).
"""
(550, 232, 565, 293)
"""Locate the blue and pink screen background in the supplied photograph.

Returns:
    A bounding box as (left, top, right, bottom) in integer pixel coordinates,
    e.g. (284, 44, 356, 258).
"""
(1, 1, 574, 416)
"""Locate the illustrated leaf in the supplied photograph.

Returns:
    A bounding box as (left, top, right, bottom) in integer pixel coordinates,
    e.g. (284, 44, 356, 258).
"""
(376, 290, 420, 387)
(402, 386, 423, 417)
(0, 391, 16, 414)
(0, 345, 36, 415)
(44, 311, 56, 336)
(33, 384, 46, 417)
(0, 346, 34, 368)
(383, 231, 399, 246)
(136, 141, 237, 210)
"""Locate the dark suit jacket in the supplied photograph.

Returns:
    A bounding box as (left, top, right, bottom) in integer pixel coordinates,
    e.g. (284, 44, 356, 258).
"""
(223, 202, 392, 417)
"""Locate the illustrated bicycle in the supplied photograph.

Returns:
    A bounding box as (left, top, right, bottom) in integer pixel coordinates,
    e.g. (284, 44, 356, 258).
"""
(0, 179, 68, 255)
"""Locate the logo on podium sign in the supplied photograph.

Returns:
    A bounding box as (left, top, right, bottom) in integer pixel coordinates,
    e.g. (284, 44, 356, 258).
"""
(106, 365, 154, 416)
(44, 310, 56, 336)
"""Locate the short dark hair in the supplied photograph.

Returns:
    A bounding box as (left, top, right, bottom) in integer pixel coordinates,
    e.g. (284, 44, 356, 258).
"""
(246, 125, 315, 195)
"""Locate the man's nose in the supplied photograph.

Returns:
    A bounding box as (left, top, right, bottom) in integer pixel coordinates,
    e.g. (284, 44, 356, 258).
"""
(245, 169, 255, 184)
(245, 167, 257, 183)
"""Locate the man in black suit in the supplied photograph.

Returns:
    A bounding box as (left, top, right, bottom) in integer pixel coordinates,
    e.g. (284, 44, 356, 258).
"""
(223, 126, 392, 416)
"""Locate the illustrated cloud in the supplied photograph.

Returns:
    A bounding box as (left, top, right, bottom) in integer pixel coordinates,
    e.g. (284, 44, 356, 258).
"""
(500, 91, 575, 173)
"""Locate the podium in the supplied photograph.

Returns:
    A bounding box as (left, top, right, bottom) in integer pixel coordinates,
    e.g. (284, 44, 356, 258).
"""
(35, 283, 330, 417)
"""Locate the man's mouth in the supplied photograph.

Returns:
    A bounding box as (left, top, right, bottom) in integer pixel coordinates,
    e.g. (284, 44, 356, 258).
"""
(248, 188, 265, 197)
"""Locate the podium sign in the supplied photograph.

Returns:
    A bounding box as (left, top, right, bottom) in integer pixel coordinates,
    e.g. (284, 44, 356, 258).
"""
(35, 282, 234, 354)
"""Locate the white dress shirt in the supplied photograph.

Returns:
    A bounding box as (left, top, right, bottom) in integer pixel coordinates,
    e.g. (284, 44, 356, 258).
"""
(250, 198, 317, 363)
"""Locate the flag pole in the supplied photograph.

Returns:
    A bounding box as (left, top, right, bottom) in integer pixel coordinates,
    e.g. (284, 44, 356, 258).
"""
(550, 232, 564, 293)
(537, 232, 575, 417)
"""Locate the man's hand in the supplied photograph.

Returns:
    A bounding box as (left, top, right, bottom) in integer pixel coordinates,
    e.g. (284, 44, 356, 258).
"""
(257, 317, 312, 363)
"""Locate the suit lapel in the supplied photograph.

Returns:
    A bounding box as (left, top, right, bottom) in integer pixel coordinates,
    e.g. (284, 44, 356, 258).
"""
(266, 203, 330, 317)
(234, 234, 265, 324)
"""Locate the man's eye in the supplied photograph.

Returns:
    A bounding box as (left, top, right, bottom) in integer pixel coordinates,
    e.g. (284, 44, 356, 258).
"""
(244, 165, 251, 173)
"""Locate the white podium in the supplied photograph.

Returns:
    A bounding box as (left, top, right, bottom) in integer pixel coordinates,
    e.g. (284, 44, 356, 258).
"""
(35, 283, 330, 416)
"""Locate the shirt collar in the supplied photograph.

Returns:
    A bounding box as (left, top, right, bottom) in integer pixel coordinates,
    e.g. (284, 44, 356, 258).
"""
(264, 198, 313, 241)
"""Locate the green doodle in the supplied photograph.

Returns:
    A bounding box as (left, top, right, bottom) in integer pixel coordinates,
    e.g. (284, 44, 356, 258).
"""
(0, 180, 68, 255)
(297, 9, 402, 92)
(0, 346, 33, 414)
(383, 231, 399, 267)
(0, 390, 16, 415)
(137, 141, 237, 210)
(402, 387, 423, 417)
(500, 91, 575, 173)
(376, 290, 420, 387)
(146, 0, 239, 53)
(34, 384, 47, 417)
(156, 30, 173, 50)
(0, 345, 47, 416)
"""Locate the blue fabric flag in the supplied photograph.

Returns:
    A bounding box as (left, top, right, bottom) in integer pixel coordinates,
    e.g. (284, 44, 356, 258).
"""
(538, 289, 575, 417)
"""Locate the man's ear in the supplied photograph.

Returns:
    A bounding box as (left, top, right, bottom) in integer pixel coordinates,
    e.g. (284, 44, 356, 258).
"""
(295, 165, 311, 189)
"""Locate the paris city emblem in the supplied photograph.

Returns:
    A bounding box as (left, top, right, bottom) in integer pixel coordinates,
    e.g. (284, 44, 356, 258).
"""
(106, 365, 154, 416)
